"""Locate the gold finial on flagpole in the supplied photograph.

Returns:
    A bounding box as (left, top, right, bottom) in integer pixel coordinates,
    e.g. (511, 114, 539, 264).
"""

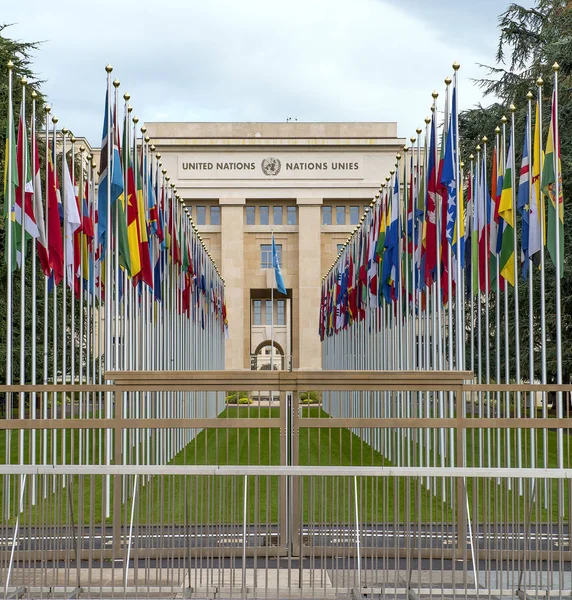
(31, 90, 37, 98)
(403, 146, 408, 153)
(141, 126, 147, 134)
(52, 116, 58, 124)
(416, 127, 422, 135)
(495, 126, 501, 133)
(410, 137, 416, 144)
(501, 115, 507, 124)
(133, 116, 139, 124)
(7, 60, 14, 69)
(113, 79, 120, 88)
(460, 162, 464, 169)
(432, 91, 438, 99)
(510, 104, 516, 112)
(161, 168, 166, 175)
(123, 92, 130, 101)
(127, 105, 132, 113)
(45, 104, 51, 114)
(424, 117, 430, 125)
(145, 135, 150, 143)
(526, 91, 533, 100)
(536, 76, 543, 87)
(21, 76, 27, 86)
(156, 153, 161, 159)
(150, 144, 156, 152)
(469, 154, 474, 160)
(452, 62, 460, 71)
(105, 64, 113, 73)
(553, 62, 560, 72)
(390, 169, 395, 176)
(385, 176, 390, 182)
(445, 76, 452, 86)
(62, 127, 68, 134)
(482, 136, 488, 143)
(476, 145, 481, 151)
(80, 146, 85, 153)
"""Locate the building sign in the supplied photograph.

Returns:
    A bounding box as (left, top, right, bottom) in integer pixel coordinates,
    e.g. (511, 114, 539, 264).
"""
(177, 153, 364, 180)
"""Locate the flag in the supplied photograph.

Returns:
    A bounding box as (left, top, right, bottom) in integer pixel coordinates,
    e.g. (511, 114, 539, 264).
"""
(32, 129, 50, 276)
(541, 90, 564, 278)
(3, 109, 19, 272)
(499, 139, 515, 286)
(132, 150, 153, 288)
(63, 156, 81, 284)
(124, 131, 142, 278)
(517, 116, 530, 279)
(424, 114, 438, 286)
(477, 154, 490, 292)
(47, 146, 64, 285)
(381, 170, 400, 303)
(15, 101, 39, 243)
(529, 102, 542, 267)
(272, 233, 286, 294)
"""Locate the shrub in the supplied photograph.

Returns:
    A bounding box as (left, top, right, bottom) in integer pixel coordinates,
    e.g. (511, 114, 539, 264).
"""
(226, 391, 251, 404)
(299, 391, 319, 404)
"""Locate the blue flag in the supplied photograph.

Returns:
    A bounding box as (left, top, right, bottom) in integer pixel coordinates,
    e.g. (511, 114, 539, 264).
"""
(517, 116, 531, 280)
(272, 234, 286, 294)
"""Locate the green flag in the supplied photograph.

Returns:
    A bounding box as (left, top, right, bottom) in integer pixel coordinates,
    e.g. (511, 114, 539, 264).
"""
(541, 91, 564, 278)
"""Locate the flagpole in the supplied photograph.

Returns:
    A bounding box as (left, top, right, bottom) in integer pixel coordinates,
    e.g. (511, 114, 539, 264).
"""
(18, 77, 28, 472)
(551, 62, 563, 470)
(42, 103, 51, 494)
(61, 127, 68, 473)
(482, 136, 490, 472)
(501, 115, 512, 478)
(271, 230, 275, 374)
(494, 125, 502, 473)
(104, 65, 113, 517)
(536, 76, 548, 492)
(30, 90, 38, 499)
(510, 104, 523, 490)
(4, 60, 14, 518)
(526, 92, 535, 469)
(51, 114, 59, 485)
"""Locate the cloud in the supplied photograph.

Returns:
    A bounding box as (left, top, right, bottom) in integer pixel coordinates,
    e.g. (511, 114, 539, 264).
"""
(5, 0, 496, 145)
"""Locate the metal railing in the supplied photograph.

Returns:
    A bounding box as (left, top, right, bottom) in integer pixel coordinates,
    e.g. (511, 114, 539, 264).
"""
(1, 371, 572, 598)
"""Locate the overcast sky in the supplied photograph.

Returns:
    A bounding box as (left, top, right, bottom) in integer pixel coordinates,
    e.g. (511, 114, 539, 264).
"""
(4, 0, 531, 145)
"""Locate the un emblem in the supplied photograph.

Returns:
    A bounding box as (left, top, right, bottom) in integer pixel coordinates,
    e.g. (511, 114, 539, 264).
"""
(261, 157, 281, 176)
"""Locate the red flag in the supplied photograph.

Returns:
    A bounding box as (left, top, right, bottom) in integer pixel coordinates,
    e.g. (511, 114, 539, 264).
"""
(47, 147, 64, 285)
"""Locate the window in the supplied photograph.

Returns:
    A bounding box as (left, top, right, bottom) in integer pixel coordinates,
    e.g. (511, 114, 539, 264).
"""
(261, 244, 281, 269)
(273, 205, 283, 225)
(260, 206, 269, 225)
(246, 206, 255, 225)
(210, 205, 220, 225)
(277, 300, 285, 326)
(337, 244, 344, 254)
(336, 206, 346, 225)
(265, 348, 271, 355)
(253, 300, 261, 326)
(265, 300, 273, 325)
(322, 206, 332, 225)
(287, 206, 297, 225)
(350, 206, 359, 225)
(196, 206, 206, 226)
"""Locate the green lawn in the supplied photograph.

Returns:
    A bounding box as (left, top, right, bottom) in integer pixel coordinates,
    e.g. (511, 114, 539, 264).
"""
(1, 407, 570, 525)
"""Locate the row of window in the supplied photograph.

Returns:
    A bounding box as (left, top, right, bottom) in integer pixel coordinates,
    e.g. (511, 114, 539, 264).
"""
(187, 204, 366, 227)
(260, 244, 282, 269)
(253, 300, 286, 326)
(188, 205, 220, 226)
(322, 205, 365, 226)
(246, 205, 297, 226)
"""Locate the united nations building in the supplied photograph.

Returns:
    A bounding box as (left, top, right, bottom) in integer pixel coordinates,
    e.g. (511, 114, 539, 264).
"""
(145, 122, 405, 370)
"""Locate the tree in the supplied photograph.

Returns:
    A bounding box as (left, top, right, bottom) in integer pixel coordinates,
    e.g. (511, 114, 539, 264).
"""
(460, 1, 572, 393)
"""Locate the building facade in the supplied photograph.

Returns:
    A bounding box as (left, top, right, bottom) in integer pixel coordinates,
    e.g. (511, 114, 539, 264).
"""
(144, 122, 405, 370)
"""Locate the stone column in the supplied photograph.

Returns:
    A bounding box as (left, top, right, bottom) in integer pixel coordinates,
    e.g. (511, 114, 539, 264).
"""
(296, 199, 322, 370)
(220, 198, 245, 369)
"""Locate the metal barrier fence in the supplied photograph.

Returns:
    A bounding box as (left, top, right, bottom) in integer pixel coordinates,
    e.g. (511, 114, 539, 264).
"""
(1, 466, 571, 599)
(1, 372, 572, 598)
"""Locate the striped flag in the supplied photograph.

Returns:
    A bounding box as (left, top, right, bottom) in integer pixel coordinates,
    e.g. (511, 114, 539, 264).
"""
(499, 139, 515, 286)
(517, 116, 530, 279)
(529, 103, 542, 266)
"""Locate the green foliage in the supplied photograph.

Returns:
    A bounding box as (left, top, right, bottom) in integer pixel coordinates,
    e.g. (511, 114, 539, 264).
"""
(226, 391, 252, 404)
(299, 391, 320, 404)
(460, 0, 572, 386)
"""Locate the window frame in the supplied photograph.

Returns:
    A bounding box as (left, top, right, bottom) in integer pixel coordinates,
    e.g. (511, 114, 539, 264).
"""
(273, 205, 283, 226)
(196, 205, 207, 226)
(322, 205, 332, 225)
(246, 206, 256, 225)
(259, 206, 269, 226)
(287, 205, 297, 225)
